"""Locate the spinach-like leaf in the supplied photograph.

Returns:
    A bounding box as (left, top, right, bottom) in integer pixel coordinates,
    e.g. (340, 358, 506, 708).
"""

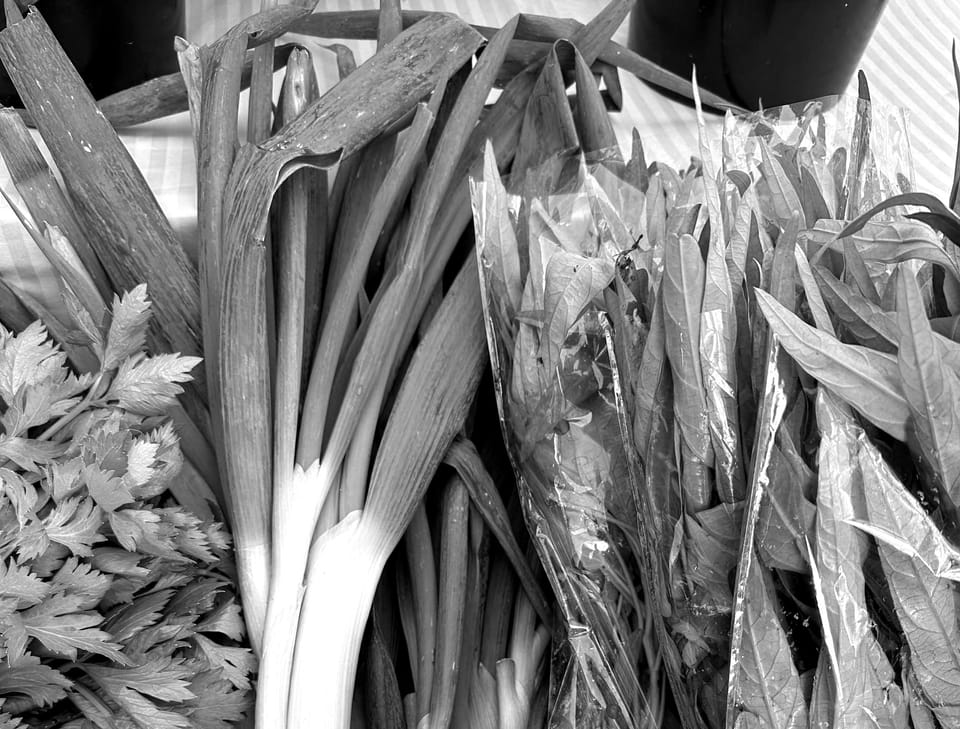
(813, 266, 898, 353)
(539, 251, 614, 380)
(697, 101, 744, 504)
(663, 233, 713, 511)
(931, 314, 960, 343)
(839, 192, 960, 245)
(895, 269, 960, 503)
(759, 141, 803, 224)
(646, 173, 666, 248)
(860, 437, 960, 726)
(732, 561, 808, 729)
(842, 236, 880, 305)
(474, 143, 523, 318)
(756, 440, 816, 573)
(799, 165, 832, 226)
(727, 197, 754, 292)
(814, 389, 904, 729)
(828, 147, 847, 219)
(814, 266, 960, 371)
(808, 219, 960, 282)
(726, 332, 789, 729)
(634, 286, 667, 453)
(755, 289, 909, 440)
(684, 502, 743, 611)
(906, 666, 938, 729)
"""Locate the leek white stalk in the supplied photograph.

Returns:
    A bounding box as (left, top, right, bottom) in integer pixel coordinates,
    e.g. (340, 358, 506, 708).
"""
(287, 258, 487, 729)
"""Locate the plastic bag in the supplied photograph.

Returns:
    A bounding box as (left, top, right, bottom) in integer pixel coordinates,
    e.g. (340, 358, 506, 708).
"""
(473, 87, 930, 729)
(609, 93, 925, 729)
(470, 145, 660, 729)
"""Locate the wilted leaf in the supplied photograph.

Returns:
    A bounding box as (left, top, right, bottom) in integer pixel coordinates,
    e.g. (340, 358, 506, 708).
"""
(756, 289, 909, 440)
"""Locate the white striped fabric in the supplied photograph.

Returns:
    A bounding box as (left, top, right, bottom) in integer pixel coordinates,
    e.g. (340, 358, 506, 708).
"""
(0, 0, 957, 309)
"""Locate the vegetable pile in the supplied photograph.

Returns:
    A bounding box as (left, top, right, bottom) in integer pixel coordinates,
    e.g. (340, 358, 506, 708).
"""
(0, 289, 251, 729)
(0, 0, 711, 726)
(0, 0, 959, 727)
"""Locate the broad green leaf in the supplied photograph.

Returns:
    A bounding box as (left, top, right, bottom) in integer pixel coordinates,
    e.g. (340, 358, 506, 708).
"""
(684, 502, 742, 610)
(839, 192, 960, 245)
(814, 266, 898, 353)
(860, 438, 960, 725)
(931, 314, 960, 342)
(663, 233, 713, 510)
(808, 219, 960, 282)
(633, 284, 667, 451)
(733, 560, 807, 729)
(895, 269, 960, 502)
(626, 128, 649, 193)
(793, 246, 832, 333)
(814, 266, 960, 371)
(814, 389, 903, 729)
(828, 147, 847, 217)
(726, 196, 754, 291)
(473, 143, 523, 318)
(538, 251, 614, 379)
(842, 236, 880, 305)
(799, 165, 831, 226)
(906, 666, 938, 729)
(726, 333, 789, 729)
(694, 94, 744, 504)
(646, 173, 666, 249)
(759, 141, 803, 224)
(755, 289, 909, 441)
(756, 442, 815, 573)
(808, 652, 834, 729)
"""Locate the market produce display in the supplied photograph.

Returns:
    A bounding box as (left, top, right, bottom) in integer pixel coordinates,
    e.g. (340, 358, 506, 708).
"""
(0, 0, 958, 728)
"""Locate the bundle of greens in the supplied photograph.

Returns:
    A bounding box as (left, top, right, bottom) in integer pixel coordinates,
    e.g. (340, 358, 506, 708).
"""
(472, 44, 671, 729)
(0, 288, 252, 729)
(608, 80, 960, 729)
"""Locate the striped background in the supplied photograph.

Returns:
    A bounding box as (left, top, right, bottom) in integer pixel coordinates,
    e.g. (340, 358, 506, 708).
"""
(0, 0, 957, 305)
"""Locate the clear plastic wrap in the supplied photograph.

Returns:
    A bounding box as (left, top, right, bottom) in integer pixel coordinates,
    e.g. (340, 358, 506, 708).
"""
(472, 88, 943, 729)
(470, 148, 659, 729)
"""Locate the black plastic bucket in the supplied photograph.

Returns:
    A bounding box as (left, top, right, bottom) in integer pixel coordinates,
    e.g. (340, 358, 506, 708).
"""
(0, 0, 185, 106)
(628, 0, 888, 109)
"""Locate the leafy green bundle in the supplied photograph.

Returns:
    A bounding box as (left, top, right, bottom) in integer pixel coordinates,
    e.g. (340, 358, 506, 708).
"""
(612, 83, 960, 729)
(0, 288, 252, 729)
